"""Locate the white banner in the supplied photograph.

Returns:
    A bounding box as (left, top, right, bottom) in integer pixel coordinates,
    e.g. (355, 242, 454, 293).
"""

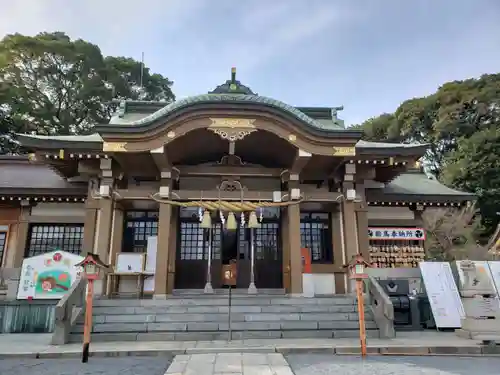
(419, 261, 464, 328)
(368, 227, 425, 241)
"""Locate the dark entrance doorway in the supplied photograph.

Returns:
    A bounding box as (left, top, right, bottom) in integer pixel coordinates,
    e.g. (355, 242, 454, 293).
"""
(174, 207, 283, 290)
(221, 229, 238, 264)
(220, 229, 250, 288)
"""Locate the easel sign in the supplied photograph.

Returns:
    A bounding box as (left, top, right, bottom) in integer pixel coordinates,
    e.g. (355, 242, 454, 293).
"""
(115, 253, 145, 274)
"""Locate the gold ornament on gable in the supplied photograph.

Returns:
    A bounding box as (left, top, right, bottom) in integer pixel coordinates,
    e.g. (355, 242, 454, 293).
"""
(332, 146, 356, 156)
(103, 142, 128, 152)
(208, 118, 257, 141)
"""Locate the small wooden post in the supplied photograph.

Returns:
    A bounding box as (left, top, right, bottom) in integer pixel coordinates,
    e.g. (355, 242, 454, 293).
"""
(344, 254, 370, 358)
(75, 253, 110, 363)
(82, 279, 94, 363)
(356, 278, 367, 357)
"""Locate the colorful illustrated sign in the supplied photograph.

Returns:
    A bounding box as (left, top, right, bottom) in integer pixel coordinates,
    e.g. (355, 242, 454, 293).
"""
(17, 250, 84, 300)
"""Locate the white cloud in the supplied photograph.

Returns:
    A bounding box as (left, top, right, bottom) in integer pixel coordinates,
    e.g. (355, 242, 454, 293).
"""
(0, 0, 208, 57)
(211, 1, 351, 73)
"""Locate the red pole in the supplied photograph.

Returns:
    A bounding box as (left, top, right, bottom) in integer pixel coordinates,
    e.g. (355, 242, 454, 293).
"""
(356, 278, 367, 357)
(82, 279, 94, 363)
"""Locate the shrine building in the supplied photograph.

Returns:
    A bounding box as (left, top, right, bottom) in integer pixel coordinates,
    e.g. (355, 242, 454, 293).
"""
(0, 70, 474, 297)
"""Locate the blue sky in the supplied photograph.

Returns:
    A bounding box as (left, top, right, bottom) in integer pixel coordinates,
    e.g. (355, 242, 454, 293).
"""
(2, 0, 500, 125)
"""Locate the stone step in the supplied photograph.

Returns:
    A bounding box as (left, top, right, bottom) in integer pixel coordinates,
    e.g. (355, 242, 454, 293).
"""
(91, 303, 369, 315)
(172, 288, 287, 296)
(77, 311, 375, 325)
(93, 296, 362, 308)
(73, 319, 377, 333)
(69, 327, 380, 343)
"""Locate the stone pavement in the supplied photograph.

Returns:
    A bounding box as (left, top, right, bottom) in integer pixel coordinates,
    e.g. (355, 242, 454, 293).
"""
(287, 354, 500, 375)
(0, 357, 171, 375)
(0, 331, 498, 359)
(165, 353, 293, 375)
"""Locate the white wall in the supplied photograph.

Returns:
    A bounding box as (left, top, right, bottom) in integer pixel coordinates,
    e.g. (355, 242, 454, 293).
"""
(367, 206, 415, 221)
(303, 274, 336, 296)
(30, 203, 85, 217)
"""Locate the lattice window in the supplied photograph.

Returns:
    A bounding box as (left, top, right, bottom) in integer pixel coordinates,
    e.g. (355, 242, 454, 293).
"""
(211, 223, 222, 260)
(123, 210, 159, 253)
(300, 212, 332, 263)
(179, 222, 205, 260)
(254, 222, 280, 261)
(0, 231, 6, 266)
(25, 224, 84, 257)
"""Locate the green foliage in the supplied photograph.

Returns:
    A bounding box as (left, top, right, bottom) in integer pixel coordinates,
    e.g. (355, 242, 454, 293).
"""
(356, 73, 500, 238)
(0, 32, 175, 153)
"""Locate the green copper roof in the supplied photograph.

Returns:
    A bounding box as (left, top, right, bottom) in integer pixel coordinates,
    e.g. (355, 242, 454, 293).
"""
(107, 93, 342, 131)
(367, 171, 474, 203)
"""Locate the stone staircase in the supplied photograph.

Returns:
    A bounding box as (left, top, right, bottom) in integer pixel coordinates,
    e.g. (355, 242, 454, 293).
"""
(69, 294, 379, 342)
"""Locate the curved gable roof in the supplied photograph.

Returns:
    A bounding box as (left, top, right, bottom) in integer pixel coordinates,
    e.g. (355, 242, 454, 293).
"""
(97, 94, 357, 136)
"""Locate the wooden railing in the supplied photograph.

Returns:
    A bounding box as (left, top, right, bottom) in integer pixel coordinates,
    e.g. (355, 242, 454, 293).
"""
(366, 275, 396, 338)
(51, 277, 87, 345)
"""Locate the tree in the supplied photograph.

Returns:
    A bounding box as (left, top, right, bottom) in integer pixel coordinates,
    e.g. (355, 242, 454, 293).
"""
(356, 73, 500, 237)
(442, 127, 500, 239)
(104, 57, 174, 102)
(0, 32, 175, 153)
(423, 206, 486, 261)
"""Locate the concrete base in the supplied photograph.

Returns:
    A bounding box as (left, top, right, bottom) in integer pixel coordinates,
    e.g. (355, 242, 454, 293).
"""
(302, 274, 314, 298)
(247, 282, 258, 294)
(204, 282, 214, 294)
(0, 333, 495, 359)
(457, 318, 500, 341)
(152, 294, 168, 300)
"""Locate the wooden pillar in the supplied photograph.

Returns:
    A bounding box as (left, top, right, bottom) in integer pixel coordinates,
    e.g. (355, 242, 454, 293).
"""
(105, 205, 123, 295)
(331, 208, 346, 294)
(12, 205, 31, 267)
(154, 202, 172, 298)
(166, 207, 178, 294)
(281, 208, 291, 292)
(355, 183, 370, 261)
(95, 199, 113, 262)
(342, 199, 358, 262)
(94, 199, 113, 295)
(287, 204, 302, 295)
(356, 205, 370, 261)
(82, 198, 99, 255)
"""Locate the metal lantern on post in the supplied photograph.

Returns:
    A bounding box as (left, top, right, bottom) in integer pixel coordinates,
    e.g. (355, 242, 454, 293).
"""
(75, 253, 110, 363)
(344, 254, 371, 357)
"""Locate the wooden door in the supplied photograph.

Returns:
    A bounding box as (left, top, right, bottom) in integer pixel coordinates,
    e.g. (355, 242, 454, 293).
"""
(254, 221, 282, 289)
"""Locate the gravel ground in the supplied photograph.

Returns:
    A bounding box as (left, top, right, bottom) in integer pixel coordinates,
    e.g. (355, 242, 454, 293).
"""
(286, 354, 500, 375)
(0, 356, 171, 375)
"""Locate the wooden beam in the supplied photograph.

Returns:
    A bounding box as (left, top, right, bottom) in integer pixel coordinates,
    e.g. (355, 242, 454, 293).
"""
(114, 187, 342, 202)
(176, 165, 283, 177)
(150, 146, 171, 172)
(290, 149, 312, 174)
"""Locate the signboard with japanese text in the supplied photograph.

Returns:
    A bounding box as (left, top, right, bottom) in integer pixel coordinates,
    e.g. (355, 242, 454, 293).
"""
(16, 250, 84, 300)
(419, 261, 464, 328)
(368, 227, 426, 241)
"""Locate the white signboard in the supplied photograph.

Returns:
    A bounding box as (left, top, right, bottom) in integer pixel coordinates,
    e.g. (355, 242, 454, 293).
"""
(484, 261, 500, 307)
(17, 250, 84, 300)
(368, 227, 425, 241)
(145, 236, 157, 273)
(144, 236, 157, 292)
(115, 253, 145, 273)
(419, 261, 464, 328)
